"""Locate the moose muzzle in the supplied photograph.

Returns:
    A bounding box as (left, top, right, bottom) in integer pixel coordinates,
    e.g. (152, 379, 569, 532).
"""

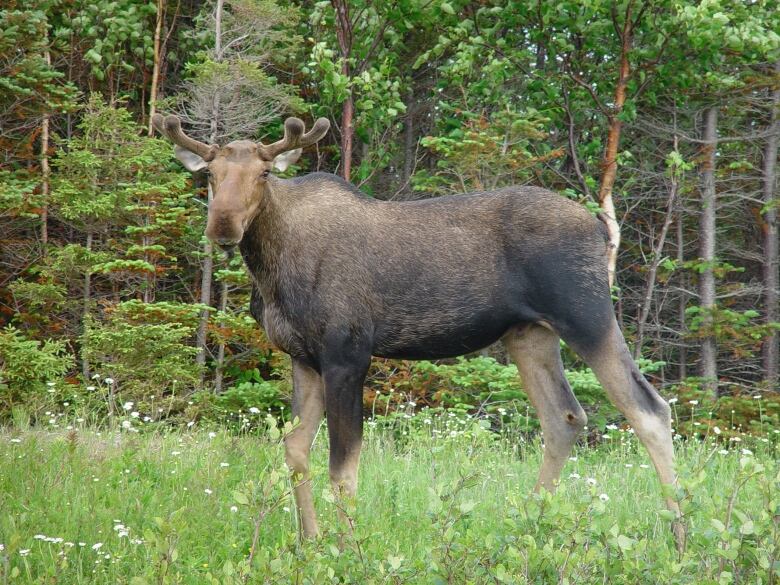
(205, 202, 246, 249)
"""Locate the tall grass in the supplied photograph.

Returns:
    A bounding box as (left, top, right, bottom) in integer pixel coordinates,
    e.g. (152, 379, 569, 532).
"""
(0, 412, 777, 584)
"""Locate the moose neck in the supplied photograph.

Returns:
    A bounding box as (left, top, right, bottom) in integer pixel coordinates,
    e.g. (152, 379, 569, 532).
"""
(238, 177, 292, 300)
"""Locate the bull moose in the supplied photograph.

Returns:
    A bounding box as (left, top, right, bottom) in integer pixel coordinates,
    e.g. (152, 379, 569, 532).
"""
(152, 113, 685, 548)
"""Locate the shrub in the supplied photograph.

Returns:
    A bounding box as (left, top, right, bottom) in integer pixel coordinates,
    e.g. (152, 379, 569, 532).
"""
(0, 326, 73, 411)
(81, 304, 201, 406)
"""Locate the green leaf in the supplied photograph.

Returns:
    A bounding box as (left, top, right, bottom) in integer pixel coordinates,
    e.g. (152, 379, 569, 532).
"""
(440, 2, 455, 15)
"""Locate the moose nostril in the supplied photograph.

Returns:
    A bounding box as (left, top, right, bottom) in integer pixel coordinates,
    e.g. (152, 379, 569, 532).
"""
(215, 238, 238, 247)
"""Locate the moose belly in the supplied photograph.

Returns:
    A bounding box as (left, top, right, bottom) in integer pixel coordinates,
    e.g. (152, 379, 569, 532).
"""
(372, 309, 520, 360)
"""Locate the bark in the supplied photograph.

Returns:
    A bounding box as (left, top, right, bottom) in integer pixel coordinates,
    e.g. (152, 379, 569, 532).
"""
(332, 0, 353, 181)
(762, 60, 780, 388)
(634, 139, 680, 358)
(214, 280, 229, 394)
(597, 5, 633, 289)
(40, 47, 51, 246)
(147, 0, 166, 137)
(195, 0, 223, 383)
(699, 106, 718, 396)
(677, 209, 687, 381)
(82, 230, 93, 381)
(195, 183, 215, 378)
(402, 87, 414, 189)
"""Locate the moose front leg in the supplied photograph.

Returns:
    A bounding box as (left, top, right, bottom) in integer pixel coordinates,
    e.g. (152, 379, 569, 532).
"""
(321, 351, 370, 534)
(285, 360, 325, 538)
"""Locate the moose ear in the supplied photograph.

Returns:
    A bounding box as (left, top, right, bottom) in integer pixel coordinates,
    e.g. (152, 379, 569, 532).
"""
(174, 145, 209, 172)
(272, 148, 302, 172)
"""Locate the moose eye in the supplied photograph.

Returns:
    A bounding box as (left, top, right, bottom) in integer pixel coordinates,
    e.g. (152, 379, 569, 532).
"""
(262, 170, 270, 179)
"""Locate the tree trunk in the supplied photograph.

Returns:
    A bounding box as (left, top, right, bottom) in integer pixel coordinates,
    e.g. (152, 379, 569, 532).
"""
(677, 208, 687, 381)
(597, 9, 633, 289)
(147, 0, 165, 136)
(402, 87, 414, 190)
(332, 0, 353, 181)
(699, 106, 719, 396)
(762, 60, 780, 389)
(82, 230, 93, 381)
(195, 0, 223, 384)
(40, 46, 51, 247)
(214, 280, 229, 394)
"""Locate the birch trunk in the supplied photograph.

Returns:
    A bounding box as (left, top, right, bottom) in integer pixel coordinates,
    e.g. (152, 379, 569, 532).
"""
(40, 47, 51, 246)
(762, 61, 780, 388)
(597, 9, 633, 289)
(147, 0, 165, 136)
(699, 106, 718, 396)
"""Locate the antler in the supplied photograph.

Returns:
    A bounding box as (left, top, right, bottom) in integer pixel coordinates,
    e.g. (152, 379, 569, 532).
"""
(151, 114, 218, 162)
(257, 117, 330, 161)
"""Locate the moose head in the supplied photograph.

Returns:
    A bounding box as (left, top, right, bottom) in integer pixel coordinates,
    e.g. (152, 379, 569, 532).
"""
(151, 114, 329, 249)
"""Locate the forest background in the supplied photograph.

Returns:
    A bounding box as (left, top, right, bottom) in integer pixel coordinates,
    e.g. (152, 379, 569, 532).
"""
(1, 0, 779, 434)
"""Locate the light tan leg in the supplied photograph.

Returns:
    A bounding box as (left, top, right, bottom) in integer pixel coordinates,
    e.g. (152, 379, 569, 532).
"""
(576, 319, 685, 551)
(285, 360, 325, 538)
(503, 324, 587, 492)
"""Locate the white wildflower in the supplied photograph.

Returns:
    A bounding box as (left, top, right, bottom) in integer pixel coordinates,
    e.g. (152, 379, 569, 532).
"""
(104, 378, 114, 385)
(599, 493, 609, 502)
(220, 462, 229, 468)
(688, 400, 698, 405)
(713, 426, 721, 435)
(130, 411, 139, 419)
(91, 543, 103, 551)
(121, 421, 132, 430)
(741, 449, 753, 456)
(668, 397, 678, 404)
(230, 506, 238, 513)
(586, 477, 597, 486)
(204, 488, 213, 495)
(122, 402, 134, 411)
(19, 549, 30, 556)
(718, 449, 728, 455)
(248, 407, 261, 414)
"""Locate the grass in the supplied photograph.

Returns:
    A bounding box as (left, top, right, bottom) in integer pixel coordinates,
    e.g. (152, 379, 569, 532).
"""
(0, 413, 777, 584)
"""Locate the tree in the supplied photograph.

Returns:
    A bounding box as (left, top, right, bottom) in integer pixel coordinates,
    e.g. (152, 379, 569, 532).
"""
(175, 0, 298, 388)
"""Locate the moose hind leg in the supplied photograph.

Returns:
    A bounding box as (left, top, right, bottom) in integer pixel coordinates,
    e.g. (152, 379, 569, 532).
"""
(286, 360, 325, 538)
(569, 318, 685, 549)
(503, 324, 587, 492)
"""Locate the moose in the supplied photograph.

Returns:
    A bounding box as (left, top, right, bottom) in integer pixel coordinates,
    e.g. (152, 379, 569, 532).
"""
(152, 113, 685, 547)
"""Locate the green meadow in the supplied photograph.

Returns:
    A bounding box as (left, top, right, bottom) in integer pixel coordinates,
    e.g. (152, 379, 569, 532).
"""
(0, 413, 777, 584)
